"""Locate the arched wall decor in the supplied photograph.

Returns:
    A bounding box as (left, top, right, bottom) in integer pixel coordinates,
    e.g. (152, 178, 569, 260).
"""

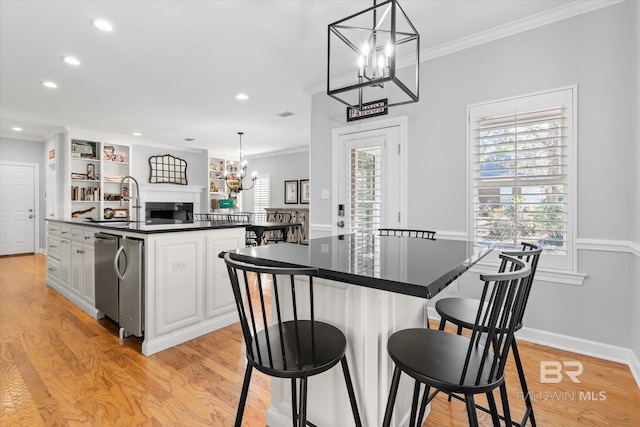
(148, 154, 188, 185)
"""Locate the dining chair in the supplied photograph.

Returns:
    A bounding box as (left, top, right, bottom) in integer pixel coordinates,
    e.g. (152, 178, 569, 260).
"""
(382, 254, 532, 427)
(224, 253, 362, 427)
(434, 243, 542, 426)
(265, 212, 293, 244)
(378, 228, 436, 240)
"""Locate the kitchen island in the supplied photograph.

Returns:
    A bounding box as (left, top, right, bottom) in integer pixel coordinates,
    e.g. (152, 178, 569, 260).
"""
(45, 218, 246, 356)
(224, 234, 493, 427)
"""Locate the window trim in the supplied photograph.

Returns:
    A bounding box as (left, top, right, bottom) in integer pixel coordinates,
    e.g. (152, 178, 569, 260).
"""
(467, 85, 578, 274)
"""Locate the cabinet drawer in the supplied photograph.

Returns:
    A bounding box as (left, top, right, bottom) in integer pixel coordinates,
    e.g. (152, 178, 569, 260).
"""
(82, 230, 95, 246)
(60, 226, 71, 239)
(47, 222, 61, 237)
(47, 236, 61, 259)
(71, 227, 84, 242)
(46, 256, 61, 282)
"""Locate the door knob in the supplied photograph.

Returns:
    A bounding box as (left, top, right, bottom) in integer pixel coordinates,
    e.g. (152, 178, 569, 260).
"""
(29, 214, 34, 219)
(337, 220, 345, 228)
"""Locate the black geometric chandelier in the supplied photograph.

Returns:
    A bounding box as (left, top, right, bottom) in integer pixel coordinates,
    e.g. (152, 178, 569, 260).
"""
(225, 132, 256, 194)
(327, 0, 420, 112)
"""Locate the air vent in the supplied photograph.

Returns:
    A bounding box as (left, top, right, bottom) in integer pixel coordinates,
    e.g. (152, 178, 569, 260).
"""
(184, 138, 195, 142)
(277, 111, 294, 118)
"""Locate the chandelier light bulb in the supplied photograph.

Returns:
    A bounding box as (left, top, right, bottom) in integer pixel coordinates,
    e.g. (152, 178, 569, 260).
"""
(361, 41, 370, 58)
(385, 41, 393, 57)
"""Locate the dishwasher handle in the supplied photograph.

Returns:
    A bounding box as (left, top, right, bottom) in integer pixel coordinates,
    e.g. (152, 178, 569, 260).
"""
(114, 245, 128, 280)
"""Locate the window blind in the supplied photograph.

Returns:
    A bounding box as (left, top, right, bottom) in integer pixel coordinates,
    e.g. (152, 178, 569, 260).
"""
(348, 146, 381, 276)
(473, 106, 568, 255)
(253, 174, 270, 214)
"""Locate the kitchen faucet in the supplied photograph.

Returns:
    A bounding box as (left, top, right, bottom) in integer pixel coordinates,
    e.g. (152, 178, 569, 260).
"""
(120, 175, 141, 222)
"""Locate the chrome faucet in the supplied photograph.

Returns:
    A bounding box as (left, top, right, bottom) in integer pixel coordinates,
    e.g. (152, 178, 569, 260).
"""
(120, 175, 141, 222)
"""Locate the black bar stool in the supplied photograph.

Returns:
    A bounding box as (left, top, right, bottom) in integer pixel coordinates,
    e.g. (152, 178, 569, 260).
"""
(224, 253, 362, 427)
(382, 254, 532, 427)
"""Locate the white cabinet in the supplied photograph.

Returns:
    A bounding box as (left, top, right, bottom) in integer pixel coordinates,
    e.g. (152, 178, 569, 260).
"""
(67, 139, 131, 220)
(45, 222, 100, 318)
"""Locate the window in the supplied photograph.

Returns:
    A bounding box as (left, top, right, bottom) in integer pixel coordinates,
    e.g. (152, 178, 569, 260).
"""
(469, 87, 576, 271)
(253, 173, 270, 214)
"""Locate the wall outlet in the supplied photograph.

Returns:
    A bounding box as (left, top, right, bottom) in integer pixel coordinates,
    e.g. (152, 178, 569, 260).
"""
(448, 280, 458, 293)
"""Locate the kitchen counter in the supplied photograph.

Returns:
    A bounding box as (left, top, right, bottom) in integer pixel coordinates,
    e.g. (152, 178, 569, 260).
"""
(47, 218, 246, 234)
(45, 218, 246, 356)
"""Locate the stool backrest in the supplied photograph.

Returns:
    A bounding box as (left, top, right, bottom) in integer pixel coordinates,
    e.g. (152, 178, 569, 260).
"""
(500, 243, 542, 329)
(462, 254, 532, 387)
(378, 228, 436, 240)
(224, 253, 320, 370)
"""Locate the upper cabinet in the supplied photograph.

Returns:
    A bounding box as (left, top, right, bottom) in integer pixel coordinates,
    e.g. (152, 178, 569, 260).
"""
(66, 138, 131, 220)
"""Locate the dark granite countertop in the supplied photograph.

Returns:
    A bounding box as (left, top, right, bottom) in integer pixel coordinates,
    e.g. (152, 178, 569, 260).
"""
(46, 218, 246, 235)
(223, 234, 493, 299)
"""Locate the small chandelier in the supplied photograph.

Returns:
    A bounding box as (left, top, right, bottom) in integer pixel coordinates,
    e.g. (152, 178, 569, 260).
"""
(225, 132, 256, 194)
(327, 0, 419, 111)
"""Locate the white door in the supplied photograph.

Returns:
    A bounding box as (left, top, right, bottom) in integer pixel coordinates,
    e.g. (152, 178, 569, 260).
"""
(333, 118, 406, 236)
(0, 163, 37, 255)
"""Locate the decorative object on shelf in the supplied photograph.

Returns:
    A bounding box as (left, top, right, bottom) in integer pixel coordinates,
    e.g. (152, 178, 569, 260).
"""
(103, 145, 115, 160)
(87, 163, 95, 180)
(71, 207, 96, 218)
(225, 132, 256, 195)
(71, 139, 97, 159)
(285, 180, 298, 204)
(148, 154, 188, 185)
(71, 173, 87, 180)
(300, 179, 310, 204)
(327, 0, 419, 112)
(103, 208, 114, 219)
(218, 199, 235, 209)
(113, 208, 129, 218)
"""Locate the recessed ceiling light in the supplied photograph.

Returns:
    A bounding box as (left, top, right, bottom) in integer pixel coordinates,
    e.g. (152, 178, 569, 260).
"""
(11, 127, 23, 132)
(61, 56, 81, 66)
(236, 94, 249, 101)
(92, 19, 113, 32)
(42, 81, 58, 88)
(133, 132, 142, 137)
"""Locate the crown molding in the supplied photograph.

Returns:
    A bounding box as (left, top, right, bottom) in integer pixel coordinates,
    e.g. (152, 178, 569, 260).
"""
(306, 0, 625, 95)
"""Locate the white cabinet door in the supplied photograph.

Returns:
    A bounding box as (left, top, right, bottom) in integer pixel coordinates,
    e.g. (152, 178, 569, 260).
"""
(82, 246, 95, 305)
(58, 237, 72, 290)
(71, 241, 83, 297)
(205, 234, 244, 318)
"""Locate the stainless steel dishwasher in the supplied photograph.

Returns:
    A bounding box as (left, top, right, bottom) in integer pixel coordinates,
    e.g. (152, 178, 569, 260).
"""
(94, 233, 144, 339)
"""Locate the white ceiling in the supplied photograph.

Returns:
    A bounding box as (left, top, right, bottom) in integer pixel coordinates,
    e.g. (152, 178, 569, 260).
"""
(0, 0, 601, 158)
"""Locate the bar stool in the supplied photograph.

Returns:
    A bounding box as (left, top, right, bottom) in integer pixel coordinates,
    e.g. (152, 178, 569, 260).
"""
(382, 254, 532, 427)
(224, 253, 362, 427)
(435, 243, 541, 426)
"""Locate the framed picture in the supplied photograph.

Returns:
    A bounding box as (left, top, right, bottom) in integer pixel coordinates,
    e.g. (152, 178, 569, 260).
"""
(87, 163, 95, 180)
(300, 179, 310, 204)
(285, 180, 298, 204)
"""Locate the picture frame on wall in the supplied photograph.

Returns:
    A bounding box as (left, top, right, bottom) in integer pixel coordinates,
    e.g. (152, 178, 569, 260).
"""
(285, 180, 298, 204)
(300, 179, 310, 204)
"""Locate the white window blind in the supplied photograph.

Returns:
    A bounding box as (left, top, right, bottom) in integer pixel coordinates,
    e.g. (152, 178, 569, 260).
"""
(349, 145, 382, 235)
(348, 145, 381, 276)
(253, 174, 270, 214)
(470, 87, 576, 270)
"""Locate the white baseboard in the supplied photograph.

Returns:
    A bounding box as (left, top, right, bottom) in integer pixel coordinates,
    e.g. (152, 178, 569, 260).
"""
(427, 306, 640, 389)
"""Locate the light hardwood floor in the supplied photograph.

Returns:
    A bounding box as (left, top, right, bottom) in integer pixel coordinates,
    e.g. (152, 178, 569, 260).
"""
(1, 254, 639, 426)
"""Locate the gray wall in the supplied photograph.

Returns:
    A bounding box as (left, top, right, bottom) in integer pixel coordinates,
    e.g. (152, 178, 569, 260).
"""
(633, 0, 640, 363)
(240, 150, 309, 213)
(131, 144, 207, 188)
(311, 2, 638, 351)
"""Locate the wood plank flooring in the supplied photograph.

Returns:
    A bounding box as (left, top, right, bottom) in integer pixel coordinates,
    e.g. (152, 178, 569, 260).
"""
(1, 253, 639, 426)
